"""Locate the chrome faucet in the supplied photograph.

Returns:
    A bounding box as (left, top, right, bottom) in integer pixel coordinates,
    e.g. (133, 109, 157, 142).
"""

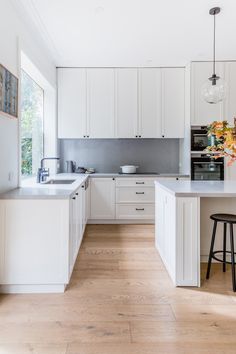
(37, 157, 60, 183)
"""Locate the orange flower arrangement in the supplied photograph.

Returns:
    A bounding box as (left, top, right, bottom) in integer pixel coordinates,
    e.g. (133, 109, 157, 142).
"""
(205, 119, 236, 166)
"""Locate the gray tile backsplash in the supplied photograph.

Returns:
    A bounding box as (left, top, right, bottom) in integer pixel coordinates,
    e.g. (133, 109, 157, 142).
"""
(59, 139, 180, 173)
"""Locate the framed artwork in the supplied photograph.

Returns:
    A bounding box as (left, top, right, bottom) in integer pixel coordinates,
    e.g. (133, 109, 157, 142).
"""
(0, 64, 18, 118)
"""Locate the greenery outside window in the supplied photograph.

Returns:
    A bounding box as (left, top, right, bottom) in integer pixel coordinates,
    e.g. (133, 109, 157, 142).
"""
(21, 70, 44, 177)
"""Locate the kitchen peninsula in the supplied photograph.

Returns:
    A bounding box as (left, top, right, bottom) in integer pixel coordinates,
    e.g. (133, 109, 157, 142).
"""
(155, 180, 236, 287)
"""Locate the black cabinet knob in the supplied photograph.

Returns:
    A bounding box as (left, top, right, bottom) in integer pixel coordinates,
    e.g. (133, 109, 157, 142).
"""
(139, 135, 141, 138)
(76, 192, 79, 195)
(72, 197, 76, 200)
(162, 135, 165, 138)
(135, 135, 138, 138)
(112, 178, 115, 181)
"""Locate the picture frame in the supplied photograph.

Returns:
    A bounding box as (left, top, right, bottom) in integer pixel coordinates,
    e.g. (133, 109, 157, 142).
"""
(0, 63, 18, 118)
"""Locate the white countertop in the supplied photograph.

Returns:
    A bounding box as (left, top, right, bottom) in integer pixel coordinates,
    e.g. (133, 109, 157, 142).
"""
(0, 174, 88, 200)
(0, 173, 189, 200)
(155, 180, 236, 197)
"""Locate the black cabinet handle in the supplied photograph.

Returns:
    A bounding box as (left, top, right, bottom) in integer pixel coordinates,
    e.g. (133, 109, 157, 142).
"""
(76, 192, 79, 195)
(72, 197, 76, 200)
(136, 192, 144, 194)
(136, 208, 144, 211)
(136, 182, 145, 184)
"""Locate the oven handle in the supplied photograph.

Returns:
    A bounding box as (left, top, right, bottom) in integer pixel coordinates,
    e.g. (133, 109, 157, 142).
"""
(193, 162, 223, 164)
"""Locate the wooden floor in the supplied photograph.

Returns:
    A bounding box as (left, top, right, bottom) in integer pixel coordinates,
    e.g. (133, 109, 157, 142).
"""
(0, 224, 236, 354)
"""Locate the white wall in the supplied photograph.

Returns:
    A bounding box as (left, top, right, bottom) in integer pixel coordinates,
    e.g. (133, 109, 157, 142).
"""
(0, 0, 56, 193)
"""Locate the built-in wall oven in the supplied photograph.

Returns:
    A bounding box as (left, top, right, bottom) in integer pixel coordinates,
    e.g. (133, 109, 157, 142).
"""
(191, 127, 216, 151)
(191, 156, 224, 181)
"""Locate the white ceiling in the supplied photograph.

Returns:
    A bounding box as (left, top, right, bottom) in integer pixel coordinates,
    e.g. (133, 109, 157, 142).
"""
(17, 0, 236, 67)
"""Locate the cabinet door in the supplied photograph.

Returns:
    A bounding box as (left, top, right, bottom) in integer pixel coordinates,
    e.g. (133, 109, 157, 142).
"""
(139, 69, 162, 138)
(115, 69, 138, 138)
(58, 68, 86, 138)
(162, 68, 185, 138)
(191, 62, 224, 125)
(224, 62, 236, 125)
(87, 69, 115, 138)
(90, 178, 115, 219)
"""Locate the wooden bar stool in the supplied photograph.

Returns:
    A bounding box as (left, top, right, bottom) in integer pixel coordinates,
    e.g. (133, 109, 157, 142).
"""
(206, 213, 236, 292)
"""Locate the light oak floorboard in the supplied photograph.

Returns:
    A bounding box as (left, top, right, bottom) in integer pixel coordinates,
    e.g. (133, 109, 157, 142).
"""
(0, 224, 235, 353)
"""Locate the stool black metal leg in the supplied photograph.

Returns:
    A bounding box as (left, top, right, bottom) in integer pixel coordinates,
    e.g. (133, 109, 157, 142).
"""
(206, 220, 217, 279)
(230, 223, 236, 292)
(223, 223, 227, 272)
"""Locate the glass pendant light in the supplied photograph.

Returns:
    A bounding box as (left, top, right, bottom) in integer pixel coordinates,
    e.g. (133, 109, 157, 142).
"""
(201, 7, 227, 104)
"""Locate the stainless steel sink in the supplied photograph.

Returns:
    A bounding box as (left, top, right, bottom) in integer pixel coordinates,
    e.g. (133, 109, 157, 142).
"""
(44, 179, 76, 185)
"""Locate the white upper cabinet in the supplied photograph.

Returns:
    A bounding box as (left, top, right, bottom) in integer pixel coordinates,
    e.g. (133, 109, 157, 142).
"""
(138, 68, 162, 138)
(224, 62, 236, 125)
(58, 68, 86, 138)
(115, 69, 138, 138)
(162, 68, 185, 138)
(87, 69, 115, 138)
(191, 62, 224, 126)
(57, 67, 186, 139)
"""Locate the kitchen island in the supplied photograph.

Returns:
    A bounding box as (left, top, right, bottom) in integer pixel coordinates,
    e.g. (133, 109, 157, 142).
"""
(155, 180, 236, 287)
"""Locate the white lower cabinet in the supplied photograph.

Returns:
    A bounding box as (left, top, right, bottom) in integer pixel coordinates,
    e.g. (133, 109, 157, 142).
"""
(89, 176, 189, 222)
(116, 204, 155, 220)
(0, 184, 87, 293)
(115, 177, 155, 220)
(90, 178, 116, 219)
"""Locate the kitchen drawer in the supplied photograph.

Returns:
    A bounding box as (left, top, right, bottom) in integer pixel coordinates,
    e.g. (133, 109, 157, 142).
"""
(116, 187, 154, 203)
(116, 204, 155, 219)
(116, 177, 155, 187)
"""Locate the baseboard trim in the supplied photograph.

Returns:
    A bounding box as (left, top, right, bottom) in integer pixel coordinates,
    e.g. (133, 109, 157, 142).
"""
(87, 219, 154, 224)
(0, 284, 66, 294)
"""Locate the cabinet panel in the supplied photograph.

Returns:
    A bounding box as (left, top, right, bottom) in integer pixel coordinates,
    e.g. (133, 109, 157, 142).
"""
(90, 178, 115, 219)
(58, 68, 86, 138)
(162, 68, 185, 138)
(224, 62, 236, 125)
(115, 69, 138, 138)
(191, 62, 224, 125)
(139, 69, 162, 138)
(116, 187, 154, 203)
(87, 69, 115, 138)
(116, 204, 154, 219)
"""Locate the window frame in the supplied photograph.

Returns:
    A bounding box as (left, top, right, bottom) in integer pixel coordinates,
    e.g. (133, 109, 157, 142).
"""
(20, 68, 45, 178)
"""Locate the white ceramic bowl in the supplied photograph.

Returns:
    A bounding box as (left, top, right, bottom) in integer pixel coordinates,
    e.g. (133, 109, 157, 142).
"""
(120, 165, 139, 174)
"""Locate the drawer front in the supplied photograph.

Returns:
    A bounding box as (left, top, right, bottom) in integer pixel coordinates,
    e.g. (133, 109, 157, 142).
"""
(116, 178, 155, 187)
(116, 204, 155, 219)
(116, 187, 154, 203)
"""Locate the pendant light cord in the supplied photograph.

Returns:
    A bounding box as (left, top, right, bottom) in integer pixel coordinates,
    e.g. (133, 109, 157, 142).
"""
(213, 12, 216, 76)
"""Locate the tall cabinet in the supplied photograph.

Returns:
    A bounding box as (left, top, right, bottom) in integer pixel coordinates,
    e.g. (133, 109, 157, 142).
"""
(191, 61, 236, 125)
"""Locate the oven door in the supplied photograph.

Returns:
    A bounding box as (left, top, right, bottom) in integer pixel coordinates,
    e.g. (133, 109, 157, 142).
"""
(191, 129, 210, 151)
(191, 158, 224, 180)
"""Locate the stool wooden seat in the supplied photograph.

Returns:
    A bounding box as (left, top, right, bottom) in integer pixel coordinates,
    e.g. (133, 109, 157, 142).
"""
(206, 213, 236, 292)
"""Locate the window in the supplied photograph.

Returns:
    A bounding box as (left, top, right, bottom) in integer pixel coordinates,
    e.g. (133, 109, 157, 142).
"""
(20, 70, 44, 177)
